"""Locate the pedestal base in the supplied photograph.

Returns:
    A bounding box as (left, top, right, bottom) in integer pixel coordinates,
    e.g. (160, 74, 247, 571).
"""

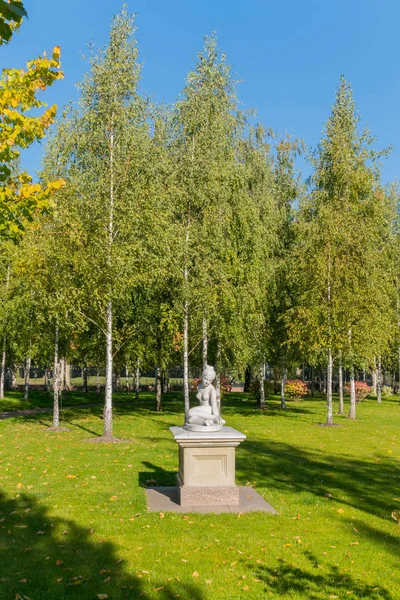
(170, 426, 246, 507)
(176, 473, 239, 506)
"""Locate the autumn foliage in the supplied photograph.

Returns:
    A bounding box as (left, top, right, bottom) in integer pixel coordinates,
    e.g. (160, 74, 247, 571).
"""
(0, 20, 65, 238)
(345, 381, 371, 402)
(285, 379, 309, 400)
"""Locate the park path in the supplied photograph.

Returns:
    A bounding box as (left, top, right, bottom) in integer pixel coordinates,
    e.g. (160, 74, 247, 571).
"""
(0, 403, 102, 420)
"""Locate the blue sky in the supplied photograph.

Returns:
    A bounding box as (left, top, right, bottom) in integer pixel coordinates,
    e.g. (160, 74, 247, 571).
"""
(2, 0, 399, 183)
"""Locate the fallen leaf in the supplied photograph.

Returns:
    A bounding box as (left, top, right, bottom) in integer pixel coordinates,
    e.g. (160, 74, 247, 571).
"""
(337, 509, 344, 514)
(192, 572, 199, 578)
(97, 595, 108, 600)
(56, 560, 63, 566)
(159, 512, 164, 519)
(103, 576, 111, 583)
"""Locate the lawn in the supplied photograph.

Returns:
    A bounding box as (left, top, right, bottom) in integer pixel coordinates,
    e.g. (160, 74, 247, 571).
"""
(0, 391, 399, 599)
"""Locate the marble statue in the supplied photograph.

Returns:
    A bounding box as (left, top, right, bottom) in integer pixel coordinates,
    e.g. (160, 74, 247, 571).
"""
(185, 365, 226, 432)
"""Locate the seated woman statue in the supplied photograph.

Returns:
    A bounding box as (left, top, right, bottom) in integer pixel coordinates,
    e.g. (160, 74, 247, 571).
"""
(185, 365, 226, 430)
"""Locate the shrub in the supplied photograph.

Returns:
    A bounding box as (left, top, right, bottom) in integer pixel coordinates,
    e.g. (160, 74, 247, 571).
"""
(285, 379, 308, 400)
(345, 381, 371, 402)
(190, 377, 201, 391)
(381, 385, 393, 397)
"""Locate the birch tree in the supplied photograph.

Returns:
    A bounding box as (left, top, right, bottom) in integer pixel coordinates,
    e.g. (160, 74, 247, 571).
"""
(290, 76, 391, 424)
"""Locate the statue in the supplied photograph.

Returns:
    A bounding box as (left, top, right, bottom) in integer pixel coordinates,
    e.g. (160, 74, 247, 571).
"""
(185, 365, 226, 432)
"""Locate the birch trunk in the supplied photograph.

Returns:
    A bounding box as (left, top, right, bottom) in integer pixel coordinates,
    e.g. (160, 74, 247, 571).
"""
(24, 355, 31, 401)
(183, 298, 189, 418)
(0, 267, 10, 399)
(10, 364, 16, 389)
(104, 300, 113, 437)
(125, 365, 129, 394)
(348, 365, 356, 419)
(45, 368, 51, 393)
(65, 361, 71, 390)
(338, 355, 344, 415)
(155, 365, 162, 411)
(53, 325, 60, 428)
(0, 336, 5, 399)
(59, 359, 65, 392)
(280, 357, 287, 409)
(162, 370, 169, 393)
(377, 355, 382, 403)
(310, 365, 314, 396)
(215, 344, 221, 412)
(135, 359, 140, 400)
(259, 364, 265, 409)
(372, 356, 377, 395)
(202, 317, 208, 370)
(326, 347, 333, 425)
(398, 346, 400, 396)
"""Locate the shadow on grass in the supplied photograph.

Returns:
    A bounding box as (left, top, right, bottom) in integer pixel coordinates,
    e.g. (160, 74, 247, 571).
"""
(250, 550, 394, 599)
(138, 461, 176, 488)
(341, 518, 400, 561)
(0, 491, 204, 600)
(236, 439, 400, 521)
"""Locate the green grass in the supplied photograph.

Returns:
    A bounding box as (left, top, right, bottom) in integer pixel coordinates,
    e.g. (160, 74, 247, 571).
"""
(0, 391, 399, 599)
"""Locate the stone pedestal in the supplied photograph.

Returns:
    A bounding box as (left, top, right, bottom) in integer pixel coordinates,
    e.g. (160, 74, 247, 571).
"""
(170, 426, 246, 506)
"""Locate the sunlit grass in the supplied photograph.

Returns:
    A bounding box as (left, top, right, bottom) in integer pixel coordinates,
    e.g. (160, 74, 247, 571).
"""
(0, 391, 399, 599)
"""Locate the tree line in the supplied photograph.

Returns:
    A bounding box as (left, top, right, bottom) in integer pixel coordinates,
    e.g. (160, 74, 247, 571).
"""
(1, 8, 399, 437)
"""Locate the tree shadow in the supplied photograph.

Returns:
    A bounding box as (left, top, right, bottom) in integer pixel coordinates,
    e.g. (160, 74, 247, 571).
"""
(250, 550, 394, 599)
(236, 439, 400, 521)
(340, 518, 400, 561)
(0, 490, 204, 600)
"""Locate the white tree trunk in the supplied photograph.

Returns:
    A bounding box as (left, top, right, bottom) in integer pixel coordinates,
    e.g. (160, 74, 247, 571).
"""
(281, 357, 287, 409)
(135, 359, 140, 399)
(156, 365, 162, 411)
(124, 365, 129, 393)
(215, 344, 221, 412)
(338, 355, 344, 415)
(326, 347, 333, 425)
(24, 354, 31, 401)
(10, 364, 16, 389)
(259, 364, 265, 409)
(0, 336, 5, 399)
(377, 355, 382, 403)
(398, 346, 400, 396)
(104, 300, 113, 437)
(348, 365, 356, 419)
(183, 298, 189, 417)
(65, 361, 71, 390)
(372, 356, 377, 394)
(202, 317, 208, 370)
(53, 325, 60, 428)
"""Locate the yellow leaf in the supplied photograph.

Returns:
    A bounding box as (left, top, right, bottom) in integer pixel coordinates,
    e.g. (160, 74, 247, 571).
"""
(192, 571, 199, 578)
(97, 595, 108, 600)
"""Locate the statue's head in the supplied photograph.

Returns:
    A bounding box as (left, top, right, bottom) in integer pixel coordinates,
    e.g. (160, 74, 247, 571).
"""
(202, 365, 216, 385)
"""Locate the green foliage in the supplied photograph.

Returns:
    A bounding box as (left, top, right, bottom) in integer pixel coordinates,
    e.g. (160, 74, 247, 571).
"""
(0, 0, 26, 44)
